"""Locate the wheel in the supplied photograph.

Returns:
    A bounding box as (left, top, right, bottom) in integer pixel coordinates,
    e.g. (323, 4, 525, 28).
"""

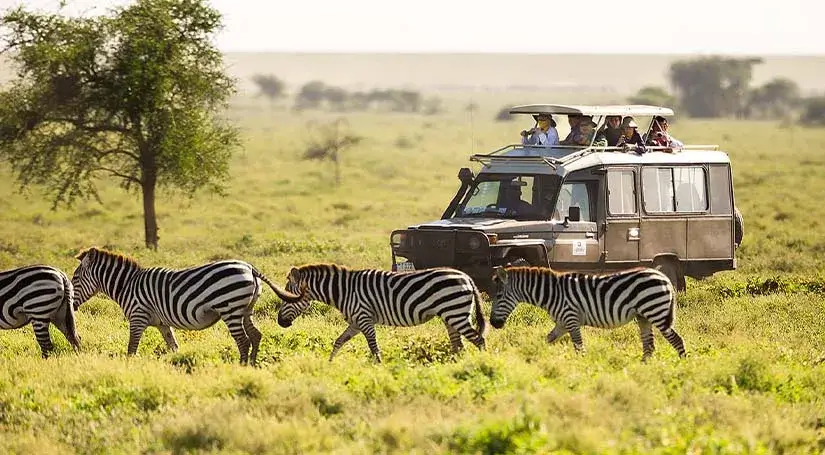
(734, 206, 744, 247)
(655, 258, 686, 292)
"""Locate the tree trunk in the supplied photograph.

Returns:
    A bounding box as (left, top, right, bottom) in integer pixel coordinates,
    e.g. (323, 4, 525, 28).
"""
(141, 169, 159, 250)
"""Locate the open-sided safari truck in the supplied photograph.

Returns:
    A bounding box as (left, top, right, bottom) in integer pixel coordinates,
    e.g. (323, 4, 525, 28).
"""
(389, 104, 743, 294)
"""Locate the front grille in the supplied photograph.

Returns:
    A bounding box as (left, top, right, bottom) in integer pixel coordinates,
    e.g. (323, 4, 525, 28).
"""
(413, 231, 456, 268)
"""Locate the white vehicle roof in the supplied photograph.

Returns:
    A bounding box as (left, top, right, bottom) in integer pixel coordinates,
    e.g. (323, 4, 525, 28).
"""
(508, 104, 675, 117)
(471, 146, 730, 177)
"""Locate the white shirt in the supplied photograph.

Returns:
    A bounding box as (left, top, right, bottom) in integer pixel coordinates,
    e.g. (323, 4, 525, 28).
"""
(521, 127, 560, 147)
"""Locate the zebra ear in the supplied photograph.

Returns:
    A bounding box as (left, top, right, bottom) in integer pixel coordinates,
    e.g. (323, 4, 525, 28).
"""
(75, 247, 94, 261)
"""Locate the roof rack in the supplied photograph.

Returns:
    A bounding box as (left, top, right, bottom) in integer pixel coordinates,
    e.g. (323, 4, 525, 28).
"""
(508, 104, 675, 117)
(470, 143, 722, 169)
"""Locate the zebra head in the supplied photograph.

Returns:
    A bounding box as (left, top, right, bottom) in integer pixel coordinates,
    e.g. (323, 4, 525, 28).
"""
(71, 248, 104, 309)
(277, 266, 311, 328)
(490, 266, 520, 329)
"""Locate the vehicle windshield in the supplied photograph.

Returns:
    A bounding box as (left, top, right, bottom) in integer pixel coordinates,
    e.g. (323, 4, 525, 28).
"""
(456, 174, 559, 220)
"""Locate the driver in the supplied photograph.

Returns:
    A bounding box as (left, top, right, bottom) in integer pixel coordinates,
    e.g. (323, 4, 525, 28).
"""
(502, 183, 534, 215)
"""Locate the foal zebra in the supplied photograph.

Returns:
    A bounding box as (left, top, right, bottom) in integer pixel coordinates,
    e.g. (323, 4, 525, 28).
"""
(490, 266, 686, 361)
(277, 264, 487, 363)
(1, 265, 81, 358)
(71, 247, 301, 365)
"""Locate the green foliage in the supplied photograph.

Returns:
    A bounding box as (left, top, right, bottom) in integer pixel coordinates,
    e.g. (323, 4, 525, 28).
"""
(747, 78, 801, 120)
(669, 56, 763, 118)
(0, 0, 241, 248)
(628, 85, 677, 109)
(800, 96, 825, 126)
(0, 104, 825, 453)
(251, 74, 287, 102)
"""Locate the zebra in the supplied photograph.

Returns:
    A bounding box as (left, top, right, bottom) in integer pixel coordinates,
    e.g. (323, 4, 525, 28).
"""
(1, 265, 81, 358)
(71, 247, 302, 365)
(276, 263, 488, 363)
(490, 265, 686, 361)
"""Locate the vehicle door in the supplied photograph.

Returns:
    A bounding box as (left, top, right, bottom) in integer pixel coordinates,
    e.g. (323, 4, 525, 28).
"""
(551, 179, 601, 271)
(687, 164, 734, 261)
(639, 166, 688, 261)
(603, 167, 641, 267)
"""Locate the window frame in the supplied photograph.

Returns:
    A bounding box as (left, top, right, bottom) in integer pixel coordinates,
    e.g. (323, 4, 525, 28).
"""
(640, 165, 710, 216)
(606, 167, 639, 217)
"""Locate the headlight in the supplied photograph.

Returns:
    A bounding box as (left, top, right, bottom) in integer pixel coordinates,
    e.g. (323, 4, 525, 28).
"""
(391, 232, 406, 248)
(468, 236, 481, 250)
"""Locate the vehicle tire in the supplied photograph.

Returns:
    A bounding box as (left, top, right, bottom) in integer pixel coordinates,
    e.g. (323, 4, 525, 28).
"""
(655, 258, 686, 292)
(734, 206, 744, 247)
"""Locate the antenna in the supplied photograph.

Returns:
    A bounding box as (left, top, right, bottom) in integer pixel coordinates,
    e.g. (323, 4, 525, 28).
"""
(469, 96, 475, 156)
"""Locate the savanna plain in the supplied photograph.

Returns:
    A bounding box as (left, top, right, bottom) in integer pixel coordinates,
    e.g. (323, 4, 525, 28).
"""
(1, 90, 825, 454)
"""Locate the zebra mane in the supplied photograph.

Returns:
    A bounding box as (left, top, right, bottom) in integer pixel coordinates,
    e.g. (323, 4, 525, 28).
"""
(76, 247, 142, 269)
(292, 263, 349, 274)
(503, 265, 564, 277)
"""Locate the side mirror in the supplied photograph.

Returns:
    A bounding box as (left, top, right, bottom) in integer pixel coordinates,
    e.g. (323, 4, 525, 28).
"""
(567, 206, 581, 223)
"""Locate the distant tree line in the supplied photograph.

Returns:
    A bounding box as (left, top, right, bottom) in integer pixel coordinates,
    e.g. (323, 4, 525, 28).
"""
(625, 56, 825, 126)
(250, 75, 445, 115)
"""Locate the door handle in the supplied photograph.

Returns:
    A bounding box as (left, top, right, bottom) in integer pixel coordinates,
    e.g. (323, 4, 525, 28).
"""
(585, 232, 595, 238)
(627, 227, 640, 241)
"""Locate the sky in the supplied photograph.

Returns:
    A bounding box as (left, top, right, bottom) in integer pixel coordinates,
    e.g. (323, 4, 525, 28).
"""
(2, 0, 823, 55)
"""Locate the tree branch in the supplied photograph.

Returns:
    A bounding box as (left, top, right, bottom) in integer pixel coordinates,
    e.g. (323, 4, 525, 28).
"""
(92, 166, 142, 185)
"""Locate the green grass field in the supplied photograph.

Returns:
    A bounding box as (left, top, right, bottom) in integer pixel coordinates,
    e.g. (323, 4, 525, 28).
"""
(1, 95, 825, 454)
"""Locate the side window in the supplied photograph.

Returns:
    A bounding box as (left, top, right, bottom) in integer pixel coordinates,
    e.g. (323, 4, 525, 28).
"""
(607, 169, 637, 215)
(553, 182, 593, 222)
(642, 168, 674, 212)
(674, 167, 708, 212)
(642, 166, 708, 214)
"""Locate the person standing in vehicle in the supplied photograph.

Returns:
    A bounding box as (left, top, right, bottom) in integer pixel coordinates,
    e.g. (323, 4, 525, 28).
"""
(598, 115, 623, 146)
(617, 117, 646, 153)
(520, 113, 559, 146)
(645, 115, 684, 149)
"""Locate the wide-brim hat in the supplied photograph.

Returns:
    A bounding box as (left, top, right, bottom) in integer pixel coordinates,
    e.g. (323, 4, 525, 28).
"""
(621, 117, 638, 128)
(532, 113, 553, 121)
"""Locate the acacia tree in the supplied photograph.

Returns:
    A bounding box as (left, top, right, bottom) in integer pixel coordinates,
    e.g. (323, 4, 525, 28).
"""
(0, 0, 240, 249)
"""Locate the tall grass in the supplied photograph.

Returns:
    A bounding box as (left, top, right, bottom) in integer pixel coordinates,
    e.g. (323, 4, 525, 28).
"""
(1, 100, 824, 453)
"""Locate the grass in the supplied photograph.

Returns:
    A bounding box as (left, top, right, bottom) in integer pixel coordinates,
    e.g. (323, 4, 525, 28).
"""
(1, 95, 825, 454)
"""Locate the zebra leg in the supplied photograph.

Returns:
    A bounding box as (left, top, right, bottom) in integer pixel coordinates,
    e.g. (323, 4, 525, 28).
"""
(223, 314, 251, 365)
(127, 317, 150, 356)
(242, 314, 263, 366)
(446, 315, 485, 351)
(660, 327, 687, 358)
(329, 323, 360, 362)
(562, 317, 585, 354)
(31, 319, 54, 359)
(636, 315, 655, 362)
(357, 318, 382, 363)
(442, 319, 464, 353)
(157, 325, 179, 353)
(546, 324, 567, 344)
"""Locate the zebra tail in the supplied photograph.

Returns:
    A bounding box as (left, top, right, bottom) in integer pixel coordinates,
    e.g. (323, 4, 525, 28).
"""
(61, 272, 81, 350)
(663, 274, 677, 330)
(472, 282, 488, 338)
(252, 267, 303, 303)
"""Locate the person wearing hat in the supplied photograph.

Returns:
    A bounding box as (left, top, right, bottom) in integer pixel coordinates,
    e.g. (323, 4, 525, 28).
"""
(598, 115, 623, 146)
(520, 113, 559, 146)
(560, 114, 586, 145)
(645, 115, 683, 149)
(575, 119, 608, 147)
(617, 116, 646, 153)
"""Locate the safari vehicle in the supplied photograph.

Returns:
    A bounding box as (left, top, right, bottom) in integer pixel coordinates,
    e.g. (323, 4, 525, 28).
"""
(389, 104, 743, 294)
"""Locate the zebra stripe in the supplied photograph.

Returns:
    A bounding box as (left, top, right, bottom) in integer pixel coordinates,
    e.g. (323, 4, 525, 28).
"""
(0, 265, 81, 358)
(277, 264, 487, 363)
(490, 266, 686, 361)
(71, 247, 301, 365)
